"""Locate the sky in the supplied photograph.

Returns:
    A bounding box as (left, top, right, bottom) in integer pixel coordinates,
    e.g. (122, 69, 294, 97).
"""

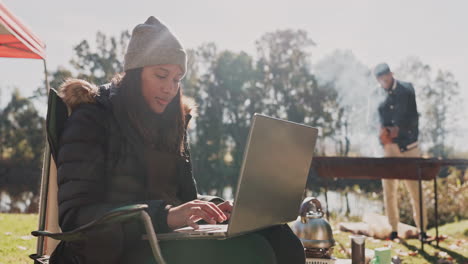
(1, 0, 467, 149)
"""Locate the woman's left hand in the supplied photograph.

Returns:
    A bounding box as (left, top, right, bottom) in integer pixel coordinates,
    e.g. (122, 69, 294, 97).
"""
(217, 200, 233, 220)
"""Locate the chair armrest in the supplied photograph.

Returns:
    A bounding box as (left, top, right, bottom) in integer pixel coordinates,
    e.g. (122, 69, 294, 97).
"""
(31, 204, 148, 241)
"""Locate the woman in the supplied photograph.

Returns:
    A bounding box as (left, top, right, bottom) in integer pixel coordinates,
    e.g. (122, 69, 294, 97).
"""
(51, 16, 305, 264)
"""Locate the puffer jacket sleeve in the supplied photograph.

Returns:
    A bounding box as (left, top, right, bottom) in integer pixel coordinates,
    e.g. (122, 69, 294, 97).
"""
(197, 194, 225, 204)
(57, 103, 171, 235)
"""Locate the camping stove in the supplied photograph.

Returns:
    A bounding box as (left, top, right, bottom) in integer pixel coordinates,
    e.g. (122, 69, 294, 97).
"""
(305, 247, 334, 259)
(291, 198, 336, 263)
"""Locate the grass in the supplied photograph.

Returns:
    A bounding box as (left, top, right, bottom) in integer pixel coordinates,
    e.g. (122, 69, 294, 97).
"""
(332, 219, 468, 264)
(0, 213, 466, 264)
(0, 213, 38, 264)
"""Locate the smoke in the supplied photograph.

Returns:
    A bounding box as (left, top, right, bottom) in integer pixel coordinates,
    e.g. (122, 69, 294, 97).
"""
(313, 50, 385, 157)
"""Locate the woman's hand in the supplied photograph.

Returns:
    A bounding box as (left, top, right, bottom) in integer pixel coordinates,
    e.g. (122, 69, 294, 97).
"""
(167, 200, 228, 230)
(217, 200, 233, 220)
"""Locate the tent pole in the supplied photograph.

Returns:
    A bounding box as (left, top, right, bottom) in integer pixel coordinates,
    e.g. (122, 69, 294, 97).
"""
(43, 59, 51, 92)
(35, 59, 52, 256)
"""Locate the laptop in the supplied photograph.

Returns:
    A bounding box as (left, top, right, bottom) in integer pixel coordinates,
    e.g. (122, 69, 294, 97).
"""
(157, 114, 318, 240)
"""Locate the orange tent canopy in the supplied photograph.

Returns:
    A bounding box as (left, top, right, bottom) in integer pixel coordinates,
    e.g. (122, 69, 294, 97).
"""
(0, 2, 46, 59)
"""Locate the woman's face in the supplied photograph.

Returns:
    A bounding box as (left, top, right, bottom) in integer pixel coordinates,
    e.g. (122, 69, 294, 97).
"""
(141, 64, 183, 114)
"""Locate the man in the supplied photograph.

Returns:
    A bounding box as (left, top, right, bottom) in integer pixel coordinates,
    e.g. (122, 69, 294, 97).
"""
(375, 63, 428, 241)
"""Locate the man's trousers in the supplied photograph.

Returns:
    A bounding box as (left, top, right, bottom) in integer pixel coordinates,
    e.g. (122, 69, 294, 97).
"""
(382, 143, 428, 232)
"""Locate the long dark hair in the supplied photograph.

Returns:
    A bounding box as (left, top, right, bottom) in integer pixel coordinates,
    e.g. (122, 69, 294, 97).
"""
(111, 68, 186, 155)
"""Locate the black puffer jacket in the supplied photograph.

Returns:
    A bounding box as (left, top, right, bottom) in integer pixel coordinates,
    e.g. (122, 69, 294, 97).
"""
(52, 79, 221, 263)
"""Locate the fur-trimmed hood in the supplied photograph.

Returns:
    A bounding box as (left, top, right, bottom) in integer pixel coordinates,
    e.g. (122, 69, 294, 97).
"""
(57, 78, 197, 117)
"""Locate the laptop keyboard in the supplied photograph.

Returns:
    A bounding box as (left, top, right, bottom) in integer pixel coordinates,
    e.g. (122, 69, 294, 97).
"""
(175, 224, 228, 233)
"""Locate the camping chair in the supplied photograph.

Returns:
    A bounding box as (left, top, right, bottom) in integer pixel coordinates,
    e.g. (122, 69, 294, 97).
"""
(29, 90, 167, 264)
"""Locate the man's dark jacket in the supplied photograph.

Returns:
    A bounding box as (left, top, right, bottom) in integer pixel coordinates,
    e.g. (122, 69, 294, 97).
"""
(378, 80, 419, 152)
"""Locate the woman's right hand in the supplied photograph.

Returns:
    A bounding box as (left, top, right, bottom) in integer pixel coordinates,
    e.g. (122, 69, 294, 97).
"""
(167, 200, 228, 230)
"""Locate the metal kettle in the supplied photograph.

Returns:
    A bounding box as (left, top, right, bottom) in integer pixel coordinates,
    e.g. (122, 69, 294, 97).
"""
(291, 197, 335, 258)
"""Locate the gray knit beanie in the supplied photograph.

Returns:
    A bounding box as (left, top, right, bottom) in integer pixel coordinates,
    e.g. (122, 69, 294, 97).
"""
(124, 16, 187, 75)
